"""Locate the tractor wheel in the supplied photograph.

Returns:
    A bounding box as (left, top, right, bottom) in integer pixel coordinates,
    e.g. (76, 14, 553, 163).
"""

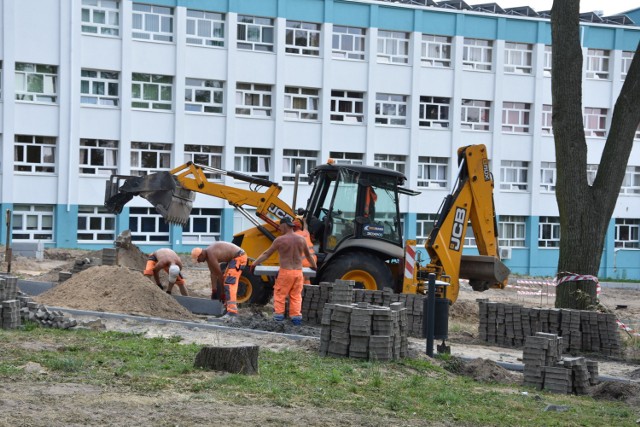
(237, 266, 272, 306)
(319, 251, 393, 291)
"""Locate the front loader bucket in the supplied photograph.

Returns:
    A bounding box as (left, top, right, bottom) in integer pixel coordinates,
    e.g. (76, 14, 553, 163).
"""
(459, 255, 511, 292)
(105, 172, 195, 225)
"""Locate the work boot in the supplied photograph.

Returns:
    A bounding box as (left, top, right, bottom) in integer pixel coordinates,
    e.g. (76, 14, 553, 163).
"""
(273, 313, 285, 322)
(291, 316, 302, 326)
(220, 312, 238, 323)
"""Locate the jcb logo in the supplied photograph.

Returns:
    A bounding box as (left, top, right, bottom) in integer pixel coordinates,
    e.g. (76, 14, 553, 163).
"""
(268, 204, 292, 221)
(449, 207, 467, 251)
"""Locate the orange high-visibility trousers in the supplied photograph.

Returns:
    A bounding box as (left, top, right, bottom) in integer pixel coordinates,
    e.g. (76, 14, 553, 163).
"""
(274, 268, 304, 317)
(222, 252, 248, 314)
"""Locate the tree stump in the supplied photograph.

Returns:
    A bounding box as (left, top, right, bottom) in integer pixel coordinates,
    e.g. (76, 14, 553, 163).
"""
(194, 345, 259, 375)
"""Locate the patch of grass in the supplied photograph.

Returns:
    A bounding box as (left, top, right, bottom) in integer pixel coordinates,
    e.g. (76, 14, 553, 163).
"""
(0, 327, 638, 426)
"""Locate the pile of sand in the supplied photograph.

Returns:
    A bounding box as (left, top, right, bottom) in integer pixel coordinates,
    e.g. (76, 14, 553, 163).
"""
(35, 265, 198, 321)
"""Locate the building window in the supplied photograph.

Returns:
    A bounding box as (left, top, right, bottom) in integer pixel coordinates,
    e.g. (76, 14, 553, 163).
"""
(14, 135, 56, 173)
(235, 83, 272, 117)
(421, 34, 451, 67)
(235, 147, 270, 179)
(182, 208, 222, 244)
(129, 207, 170, 243)
(284, 87, 319, 121)
(132, 3, 173, 42)
(498, 215, 526, 247)
(417, 156, 447, 188)
(538, 216, 560, 248)
(15, 63, 57, 103)
(464, 223, 477, 247)
(462, 38, 492, 71)
(0, 61, 2, 99)
(81, 0, 119, 36)
(184, 144, 222, 180)
(78, 206, 116, 242)
(130, 142, 171, 176)
(330, 90, 364, 123)
(375, 93, 408, 126)
(285, 21, 320, 56)
(587, 164, 598, 186)
(81, 69, 119, 107)
(585, 49, 610, 80)
(237, 15, 274, 52)
(542, 104, 553, 135)
(461, 99, 491, 131)
(504, 42, 532, 74)
(416, 213, 438, 245)
(374, 154, 406, 174)
(583, 107, 607, 137)
(502, 102, 531, 134)
(622, 51, 634, 81)
(500, 160, 529, 191)
(80, 139, 118, 175)
(419, 96, 450, 128)
(615, 219, 640, 248)
(621, 166, 640, 195)
(186, 10, 224, 47)
(185, 78, 223, 114)
(283, 149, 318, 182)
(329, 152, 363, 165)
(12, 205, 54, 241)
(543, 45, 552, 77)
(332, 26, 365, 60)
(377, 30, 409, 64)
(540, 161, 556, 193)
(132, 73, 173, 110)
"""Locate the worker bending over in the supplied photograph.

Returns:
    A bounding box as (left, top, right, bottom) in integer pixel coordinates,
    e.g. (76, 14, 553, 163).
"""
(251, 217, 317, 325)
(144, 248, 188, 296)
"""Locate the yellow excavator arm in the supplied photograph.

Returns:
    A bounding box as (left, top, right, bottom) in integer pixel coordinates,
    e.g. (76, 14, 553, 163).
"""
(416, 145, 510, 303)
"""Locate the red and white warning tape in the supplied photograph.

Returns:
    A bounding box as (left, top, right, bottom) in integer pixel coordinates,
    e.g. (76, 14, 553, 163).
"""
(616, 319, 640, 337)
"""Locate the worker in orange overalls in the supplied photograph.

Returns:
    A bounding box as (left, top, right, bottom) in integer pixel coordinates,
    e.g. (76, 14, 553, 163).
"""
(191, 241, 247, 319)
(144, 248, 188, 296)
(250, 217, 317, 326)
(293, 218, 317, 285)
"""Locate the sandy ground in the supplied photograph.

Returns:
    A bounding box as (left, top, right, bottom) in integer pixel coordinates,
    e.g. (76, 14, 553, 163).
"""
(0, 247, 639, 426)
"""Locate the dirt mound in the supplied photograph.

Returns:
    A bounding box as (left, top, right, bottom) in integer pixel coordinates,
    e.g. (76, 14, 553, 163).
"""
(590, 381, 640, 405)
(34, 265, 198, 321)
(463, 358, 521, 383)
(449, 299, 479, 323)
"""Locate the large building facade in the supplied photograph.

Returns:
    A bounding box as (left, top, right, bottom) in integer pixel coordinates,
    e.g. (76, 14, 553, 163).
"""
(0, 0, 639, 279)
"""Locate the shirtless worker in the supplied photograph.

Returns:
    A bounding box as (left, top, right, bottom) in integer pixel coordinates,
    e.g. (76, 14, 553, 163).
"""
(293, 217, 317, 285)
(250, 217, 317, 325)
(144, 248, 188, 296)
(191, 241, 247, 318)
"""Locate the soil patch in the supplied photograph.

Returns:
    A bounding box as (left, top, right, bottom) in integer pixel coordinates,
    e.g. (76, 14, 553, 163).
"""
(590, 381, 640, 406)
(34, 265, 198, 321)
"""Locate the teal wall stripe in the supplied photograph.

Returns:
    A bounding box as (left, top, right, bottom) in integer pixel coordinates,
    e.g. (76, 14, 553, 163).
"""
(460, 15, 499, 39)
(182, 0, 229, 12)
(375, 6, 415, 31)
(332, 1, 370, 27)
(419, 11, 456, 36)
(282, 0, 325, 22)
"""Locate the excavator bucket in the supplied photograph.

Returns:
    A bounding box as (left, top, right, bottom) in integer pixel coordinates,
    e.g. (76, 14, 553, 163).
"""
(459, 255, 511, 292)
(104, 172, 195, 226)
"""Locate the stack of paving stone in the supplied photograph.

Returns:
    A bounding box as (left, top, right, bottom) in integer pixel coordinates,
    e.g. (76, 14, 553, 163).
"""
(523, 332, 598, 395)
(101, 248, 118, 266)
(477, 300, 621, 356)
(302, 281, 426, 337)
(0, 275, 21, 329)
(319, 301, 408, 361)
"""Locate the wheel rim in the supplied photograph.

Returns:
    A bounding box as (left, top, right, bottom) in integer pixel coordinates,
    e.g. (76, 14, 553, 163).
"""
(236, 276, 252, 304)
(341, 269, 377, 290)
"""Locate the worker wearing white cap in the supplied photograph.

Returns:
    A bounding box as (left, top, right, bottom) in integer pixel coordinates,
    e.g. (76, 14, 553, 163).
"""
(144, 248, 188, 296)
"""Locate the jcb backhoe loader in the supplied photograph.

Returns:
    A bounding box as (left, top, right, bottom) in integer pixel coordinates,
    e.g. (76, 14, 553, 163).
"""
(104, 144, 509, 305)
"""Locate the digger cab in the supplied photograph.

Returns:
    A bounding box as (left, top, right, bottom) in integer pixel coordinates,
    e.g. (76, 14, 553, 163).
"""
(305, 163, 419, 258)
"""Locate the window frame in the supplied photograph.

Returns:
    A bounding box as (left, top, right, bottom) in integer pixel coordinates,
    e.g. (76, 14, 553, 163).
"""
(81, 69, 119, 107)
(615, 218, 639, 249)
(132, 3, 174, 42)
(330, 90, 364, 124)
(79, 138, 118, 175)
(620, 166, 640, 195)
(184, 144, 223, 180)
(332, 25, 365, 61)
(541, 104, 553, 135)
(504, 42, 533, 74)
(583, 107, 607, 138)
(186, 9, 225, 47)
(182, 208, 222, 244)
(500, 160, 529, 192)
(374, 93, 408, 126)
(130, 141, 172, 176)
(585, 48, 610, 80)
(374, 154, 406, 174)
(329, 151, 364, 165)
(416, 213, 438, 245)
(237, 15, 274, 52)
(285, 20, 321, 56)
(419, 96, 450, 128)
(538, 216, 560, 248)
(417, 156, 448, 188)
(131, 73, 173, 111)
(15, 63, 58, 103)
(11, 204, 55, 242)
(502, 101, 531, 134)
(543, 45, 552, 77)
(129, 207, 170, 243)
(81, 0, 120, 37)
(498, 215, 526, 248)
(235, 83, 272, 117)
(462, 38, 493, 71)
(420, 34, 451, 68)
(377, 30, 409, 64)
(14, 135, 57, 174)
(540, 161, 556, 193)
(234, 147, 271, 180)
(461, 99, 491, 131)
(284, 86, 320, 121)
(77, 205, 117, 242)
(185, 78, 223, 114)
(622, 51, 634, 81)
(282, 149, 318, 182)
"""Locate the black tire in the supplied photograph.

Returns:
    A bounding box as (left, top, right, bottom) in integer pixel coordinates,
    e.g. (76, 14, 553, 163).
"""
(319, 251, 394, 291)
(237, 266, 272, 306)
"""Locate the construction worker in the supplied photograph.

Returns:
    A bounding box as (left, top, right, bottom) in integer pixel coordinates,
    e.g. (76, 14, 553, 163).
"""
(144, 248, 188, 296)
(293, 217, 317, 285)
(191, 241, 247, 319)
(250, 217, 317, 325)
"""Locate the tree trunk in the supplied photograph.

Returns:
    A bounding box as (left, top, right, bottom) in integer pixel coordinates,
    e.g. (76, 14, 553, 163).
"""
(194, 345, 260, 375)
(551, 1, 640, 309)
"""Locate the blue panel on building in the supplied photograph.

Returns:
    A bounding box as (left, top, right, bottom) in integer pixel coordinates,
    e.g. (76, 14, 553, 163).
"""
(181, 0, 228, 13)
(376, 6, 414, 31)
(142, 0, 177, 7)
(333, 1, 370, 27)
(233, 0, 277, 17)
(504, 19, 538, 43)
(584, 27, 616, 50)
(283, 0, 325, 22)
(622, 30, 640, 51)
(419, 11, 456, 36)
(461, 15, 498, 39)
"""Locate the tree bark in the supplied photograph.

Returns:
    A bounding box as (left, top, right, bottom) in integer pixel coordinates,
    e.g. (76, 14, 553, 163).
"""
(194, 345, 260, 375)
(551, 0, 640, 309)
